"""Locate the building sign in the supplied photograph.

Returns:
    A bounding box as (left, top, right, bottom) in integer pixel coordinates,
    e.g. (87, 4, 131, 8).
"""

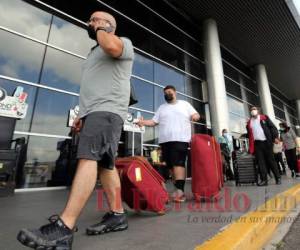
(123, 113, 145, 133)
(0, 86, 28, 119)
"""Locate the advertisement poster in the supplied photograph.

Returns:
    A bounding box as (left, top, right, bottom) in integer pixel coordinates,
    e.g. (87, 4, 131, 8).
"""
(0, 86, 28, 119)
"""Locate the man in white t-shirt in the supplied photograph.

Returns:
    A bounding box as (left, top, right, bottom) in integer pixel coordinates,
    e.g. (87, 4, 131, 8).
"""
(137, 85, 200, 202)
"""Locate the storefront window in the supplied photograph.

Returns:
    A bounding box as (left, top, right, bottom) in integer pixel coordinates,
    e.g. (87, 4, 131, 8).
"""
(0, 79, 36, 132)
(30, 89, 78, 136)
(48, 16, 95, 56)
(0, 30, 45, 83)
(0, 0, 52, 42)
(132, 53, 154, 81)
(41, 47, 83, 92)
(154, 62, 185, 92)
(23, 136, 64, 188)
(131, 78, 154, 111)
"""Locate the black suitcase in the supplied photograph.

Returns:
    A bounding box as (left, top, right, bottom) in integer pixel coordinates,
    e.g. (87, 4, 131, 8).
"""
(0, 150, 17, 197)
(234, 152, 258, 186)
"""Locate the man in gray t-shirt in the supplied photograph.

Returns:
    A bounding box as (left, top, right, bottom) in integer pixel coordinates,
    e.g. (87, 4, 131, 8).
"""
(18, 11, 134, 250)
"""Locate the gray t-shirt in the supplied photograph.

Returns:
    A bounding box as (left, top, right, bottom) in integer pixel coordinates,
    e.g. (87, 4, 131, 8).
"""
(79, 37, 134, 121)
(281, 129, 297, 150)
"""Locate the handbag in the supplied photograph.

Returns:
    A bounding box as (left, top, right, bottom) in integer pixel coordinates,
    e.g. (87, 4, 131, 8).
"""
(129, 83, 138, 106)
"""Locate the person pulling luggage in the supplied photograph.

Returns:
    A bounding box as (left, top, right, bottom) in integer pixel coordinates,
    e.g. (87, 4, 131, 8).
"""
(136, 85, 200, 202)
(17, 11, 134, 250)
(279, 122, 299, 178)
(246, 107, 281, 186)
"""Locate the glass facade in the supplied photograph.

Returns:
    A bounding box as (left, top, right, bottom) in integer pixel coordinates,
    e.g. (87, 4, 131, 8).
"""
(0, 0, 298, 188)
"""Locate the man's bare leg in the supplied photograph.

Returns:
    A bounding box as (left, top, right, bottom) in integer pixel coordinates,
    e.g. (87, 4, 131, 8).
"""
(173, 166, 185, 181)
(61, 159, 98, 229)
(172, 166, 186, 202)
(99, 166, 123, 213)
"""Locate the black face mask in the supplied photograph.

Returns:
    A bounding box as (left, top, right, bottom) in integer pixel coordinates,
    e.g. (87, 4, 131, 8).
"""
(87, 25, 97, 40)
(164, 93, 174, 103)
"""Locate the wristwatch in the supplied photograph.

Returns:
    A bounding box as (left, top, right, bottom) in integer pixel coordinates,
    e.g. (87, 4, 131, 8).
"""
(96, 26, 113, 33)
(96, 27, 107, 33)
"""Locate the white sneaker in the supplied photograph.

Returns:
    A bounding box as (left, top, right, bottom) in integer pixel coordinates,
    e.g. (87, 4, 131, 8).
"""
(171, 189, 186, 203)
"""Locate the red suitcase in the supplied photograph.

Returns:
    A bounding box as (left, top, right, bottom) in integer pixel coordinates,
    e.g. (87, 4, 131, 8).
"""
(116, 156, 169, 215)
(191, 134, 222, 201)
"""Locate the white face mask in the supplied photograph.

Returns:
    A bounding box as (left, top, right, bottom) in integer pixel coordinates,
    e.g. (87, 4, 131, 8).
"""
(251, 110, 258, 117)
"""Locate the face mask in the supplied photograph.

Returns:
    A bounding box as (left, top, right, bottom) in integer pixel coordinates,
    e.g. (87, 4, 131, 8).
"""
(223, 133, 228, 137)
(87, 25, 97, 40)
(251, 110, 258, 117)
(164, 93, 174, 103)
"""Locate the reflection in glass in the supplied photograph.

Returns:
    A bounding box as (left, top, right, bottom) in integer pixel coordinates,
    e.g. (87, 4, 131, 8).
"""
(41, 47, 83, 92)
(0, 79, 36, 132)
(132, 53, 154, 81)
(0, 30, 45, 82)
(154, 62, 185, 92)
(30, 89, 79, 136)
(154, 86, 165, 110)
(274, 107, 285, 120)
(23, 136, 64, 188)
(227, 96, 246, 117)
(48, 16, 95, 56)
(185, 76, 203, 100)
(271, 95, 284, 109)
(0, 0, 51, 42)
(229, 113, 247, 134)
(245, 91, 260, 107)
(225, 78, 242, 99)
(131, 78, 154, 111)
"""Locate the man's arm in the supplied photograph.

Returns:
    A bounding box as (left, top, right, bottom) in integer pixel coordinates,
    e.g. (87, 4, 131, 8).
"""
(96, 30, 123, 58)
(136, 117, 157, 127)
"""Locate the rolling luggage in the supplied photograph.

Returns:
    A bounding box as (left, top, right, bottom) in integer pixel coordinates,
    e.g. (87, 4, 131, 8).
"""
(191, 134, 222, 201)
(116, 156, 168, 214)
(234, 152, 258, 186)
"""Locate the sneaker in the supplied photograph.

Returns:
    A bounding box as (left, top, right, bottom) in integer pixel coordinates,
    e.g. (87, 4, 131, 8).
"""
(171, 189, 186, 203)
(86, 211, 128, 236)
(17, 215, 75, 250)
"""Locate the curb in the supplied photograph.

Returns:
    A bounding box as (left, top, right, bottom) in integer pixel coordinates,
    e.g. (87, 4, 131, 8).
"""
(195, 184, 300, 250)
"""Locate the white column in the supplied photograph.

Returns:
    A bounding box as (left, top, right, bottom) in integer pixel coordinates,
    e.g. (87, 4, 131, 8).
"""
(283, 105, 291, 126)
(255, 64, 276, 122)
(296, 100, 300, 136)
(203, 19, 229, 136)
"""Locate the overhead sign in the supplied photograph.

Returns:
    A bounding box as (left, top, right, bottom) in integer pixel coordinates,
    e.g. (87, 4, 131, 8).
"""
(0, 86, 28, 119)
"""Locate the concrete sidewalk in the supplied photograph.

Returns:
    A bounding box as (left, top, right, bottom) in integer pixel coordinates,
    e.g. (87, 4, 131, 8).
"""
(0, 177, 300, 250)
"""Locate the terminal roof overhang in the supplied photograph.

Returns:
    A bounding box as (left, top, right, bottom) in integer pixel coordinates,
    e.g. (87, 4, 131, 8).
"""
(168, 0, 300, 100)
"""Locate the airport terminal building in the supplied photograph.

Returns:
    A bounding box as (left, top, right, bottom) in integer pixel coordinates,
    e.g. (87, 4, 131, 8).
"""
(0, 0, 299, 189)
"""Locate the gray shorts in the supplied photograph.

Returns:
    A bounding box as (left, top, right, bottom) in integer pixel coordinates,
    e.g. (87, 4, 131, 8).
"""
(77, 111, 123, 170)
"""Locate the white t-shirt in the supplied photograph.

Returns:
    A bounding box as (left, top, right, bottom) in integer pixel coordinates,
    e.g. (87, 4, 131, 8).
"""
(250, 115, 267, 141)
(152, 100, 198, 144)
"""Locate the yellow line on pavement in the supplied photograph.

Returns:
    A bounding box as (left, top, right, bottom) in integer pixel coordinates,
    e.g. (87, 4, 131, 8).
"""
(195, 184, 300, 250)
